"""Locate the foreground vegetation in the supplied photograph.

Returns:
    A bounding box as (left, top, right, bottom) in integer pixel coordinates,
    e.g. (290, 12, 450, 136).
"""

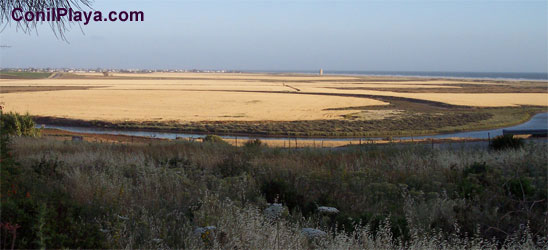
(1, 133, 546, 248)
(0, 112, 40, 137)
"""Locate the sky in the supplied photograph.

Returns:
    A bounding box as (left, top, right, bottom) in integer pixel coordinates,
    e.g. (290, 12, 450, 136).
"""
(0, 0, 547, 72)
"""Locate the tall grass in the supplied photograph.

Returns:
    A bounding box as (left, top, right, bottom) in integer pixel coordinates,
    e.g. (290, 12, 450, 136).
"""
(3, 136, 547, 248)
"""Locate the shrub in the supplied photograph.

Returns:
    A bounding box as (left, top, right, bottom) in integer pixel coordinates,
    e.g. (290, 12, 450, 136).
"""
(490, 135, 523, 150)
(244, 138, 263, 148)
(505, 177, 535, 198)
(0, 135, 106, 248)
(260, 179, 307, 213)
(243, 139, 264, 156)
(203, 134, 227, 144)
(463, 161, 488, 176)
(459, 162, 491, 198)
(1, 193, 107, 249)
(217, 154, 250, 178)
(1, 112, 40, 137)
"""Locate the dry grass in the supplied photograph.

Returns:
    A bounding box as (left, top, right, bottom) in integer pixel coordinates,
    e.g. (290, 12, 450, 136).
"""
(7, 136, 547, 248)
(0, 89, 387, 121)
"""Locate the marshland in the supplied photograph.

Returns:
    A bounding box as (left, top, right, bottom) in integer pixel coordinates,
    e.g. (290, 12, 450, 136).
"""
(1, 71, 547, 138)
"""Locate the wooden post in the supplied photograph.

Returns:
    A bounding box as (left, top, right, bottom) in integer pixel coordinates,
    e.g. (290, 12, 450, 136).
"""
(235, 136, 238, 147)
(488, 132, 490, 146)
(295, 137, 298, 148)
(359, 138, 362, 145)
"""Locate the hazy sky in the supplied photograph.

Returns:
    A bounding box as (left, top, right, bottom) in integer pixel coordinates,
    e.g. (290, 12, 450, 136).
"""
(1, 0, 547, 72)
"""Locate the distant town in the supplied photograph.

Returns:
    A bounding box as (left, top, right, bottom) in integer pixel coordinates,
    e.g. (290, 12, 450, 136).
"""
(0, 68, 243, 74)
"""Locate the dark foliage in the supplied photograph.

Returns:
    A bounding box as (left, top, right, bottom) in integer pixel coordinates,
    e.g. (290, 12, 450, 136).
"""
(490, 135, 524, 150)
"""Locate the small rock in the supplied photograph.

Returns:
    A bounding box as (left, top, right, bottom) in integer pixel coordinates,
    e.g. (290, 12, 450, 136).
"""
(317, 206, 339, 214)
(152, 238, 163, 243)
(263, 203, 286, 220)
(117, 215, 129, 220)
(301, 228, 327, 239)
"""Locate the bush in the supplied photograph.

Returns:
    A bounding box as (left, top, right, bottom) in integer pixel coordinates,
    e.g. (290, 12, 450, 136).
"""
(217, 154, 250, 178)
(1, 112, 40, 137)
(505, 177, 535, 198)
(463, 161, 488, 176)
(244, 138, 262, 148)
(490, 135, 523, 150)
(260, 179, 308, 213)
(203, 134, 227, 144)
(459, 162, 493, 198)
(0, 134, 105, 248)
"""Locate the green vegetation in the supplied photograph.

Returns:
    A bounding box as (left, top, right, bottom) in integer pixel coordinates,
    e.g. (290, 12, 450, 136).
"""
(490, 135, 524, 150)
(2, 134, 546, 248)
(0, 71, 52, 79)
(0, 133, 104, 248)
(1, 112, 40, 137)
(203, 134, 227, 143)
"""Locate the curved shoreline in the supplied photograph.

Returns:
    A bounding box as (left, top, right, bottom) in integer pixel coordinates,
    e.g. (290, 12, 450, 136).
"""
(35, 112, 547, 141)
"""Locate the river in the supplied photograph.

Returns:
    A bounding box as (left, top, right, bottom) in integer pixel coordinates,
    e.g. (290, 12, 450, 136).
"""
(38, 113, 548, 142)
